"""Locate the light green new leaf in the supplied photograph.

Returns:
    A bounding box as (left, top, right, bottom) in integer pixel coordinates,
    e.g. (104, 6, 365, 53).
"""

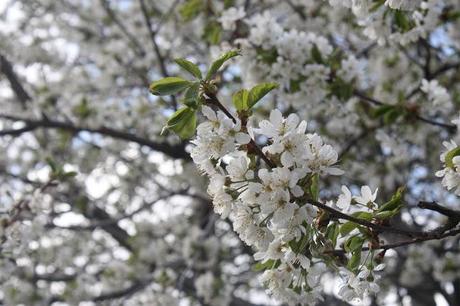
(445, 147, 460, 169)
(179, 0, 203, 22)
(206, 50, 241, 80)
(377, 186, 405, 212)
(374, 207, 401, 220)
(344, 236, 365, 253)
(347, 250, 362, 272)
(162, 107, 197, 139)
(182, 82, 200, 109)
(248, 82, 278, 108)
(340, 222, 359, 237)
(174, 58, 202, 79)
(232, 89, 249, 111)
(309, 173, 319, 202)
(150, 77, 192, 96)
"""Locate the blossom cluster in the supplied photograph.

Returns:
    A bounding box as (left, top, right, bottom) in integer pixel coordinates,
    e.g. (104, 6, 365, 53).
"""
(191, 105, 383, 304)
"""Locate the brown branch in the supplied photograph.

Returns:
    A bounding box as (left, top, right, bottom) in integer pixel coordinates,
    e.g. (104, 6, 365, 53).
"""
(418, 201, 460, 220)
(0, 114, 190, 160)
(0, 54, 31, 108)
(309, 200, 423, 237)
(353, 90, 457, 132)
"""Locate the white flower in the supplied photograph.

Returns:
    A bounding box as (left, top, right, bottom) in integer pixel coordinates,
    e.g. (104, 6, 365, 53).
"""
(227, 156, 254, 182)
(254, 238, 285, 262)
(354, 186, 378, 207)
(218, 7, 246, 31)
(336, 185, 352, 211)
(420, 79, 451, 106)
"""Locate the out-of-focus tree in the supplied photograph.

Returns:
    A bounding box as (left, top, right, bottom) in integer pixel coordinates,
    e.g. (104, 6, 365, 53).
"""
(1, 1, 460, 305)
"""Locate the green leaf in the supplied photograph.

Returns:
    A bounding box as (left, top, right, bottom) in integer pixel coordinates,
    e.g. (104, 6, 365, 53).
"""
(149, 77, 192, 96)
(73, 98, 92, 119)
(394, 10, 414, 32)
(256, 47, 278, 64)
(344, 236, 365, 253)
(311, 45, 323, 64)
(179, 0, 204, 22)
(340, 222, 359, 236)
(352, 211, 373, 221)
(378, 186, 405, 212)
(203, 21, 222, 45)
(182, 82, 200, 109)
(383, 108, 402, 124)
(232, 89, 249, 111)
(206, 50, 241, 80)
(369, 0, 385, 12)
(174, 58, 202, 79)
(248, 83, 278, 108)
(253, 259, 279, 271)
(374, 208, 401, 220)
(347, 250, 362, 272)
(163, 107, 197, 139)
(373, 105, 395, 118)
(330, 78, 353, 100)
(325, 223, 340, 247)
(445, 147, 460, 169)
(310, 173, 319, 202)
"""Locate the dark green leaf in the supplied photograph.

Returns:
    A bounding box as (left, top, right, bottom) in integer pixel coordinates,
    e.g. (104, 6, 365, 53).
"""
(174, 58, 202, 79)
(150, 77, 192, 96)
(330, 78, 353, 100)
(311, 45, 323, 64)
(256, 47, 278, 64)
(326, 223, 340, 247)
(373, 105, 395, 118)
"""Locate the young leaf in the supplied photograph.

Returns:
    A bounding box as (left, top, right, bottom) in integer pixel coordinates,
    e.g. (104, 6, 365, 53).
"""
(378, 186, 405, 212)
(340, 222, 359, 237)
(344, 236, 365, 252)
(374, 207, 401, 220)
(150, 77, 192, 96)
(347, 250, 362, 272)
(203, 21, 222, 45)
(163, 107, 197, 139)
(248, 83, 278, 108)
(179, 0, 204, 22)
(182, 82, 200, 109)
(174, 58, 202, 79)
(206, 50, 241, 80)
(309, 173, 319, 202)
(325, 223, 340, 247)
(445, 147, 460, 169)
(232, 89, 249, 111)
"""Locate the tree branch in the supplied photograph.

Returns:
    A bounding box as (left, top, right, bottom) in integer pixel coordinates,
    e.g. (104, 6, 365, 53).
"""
(0, 114, 190, 160)
(0, 54, 31, 107)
